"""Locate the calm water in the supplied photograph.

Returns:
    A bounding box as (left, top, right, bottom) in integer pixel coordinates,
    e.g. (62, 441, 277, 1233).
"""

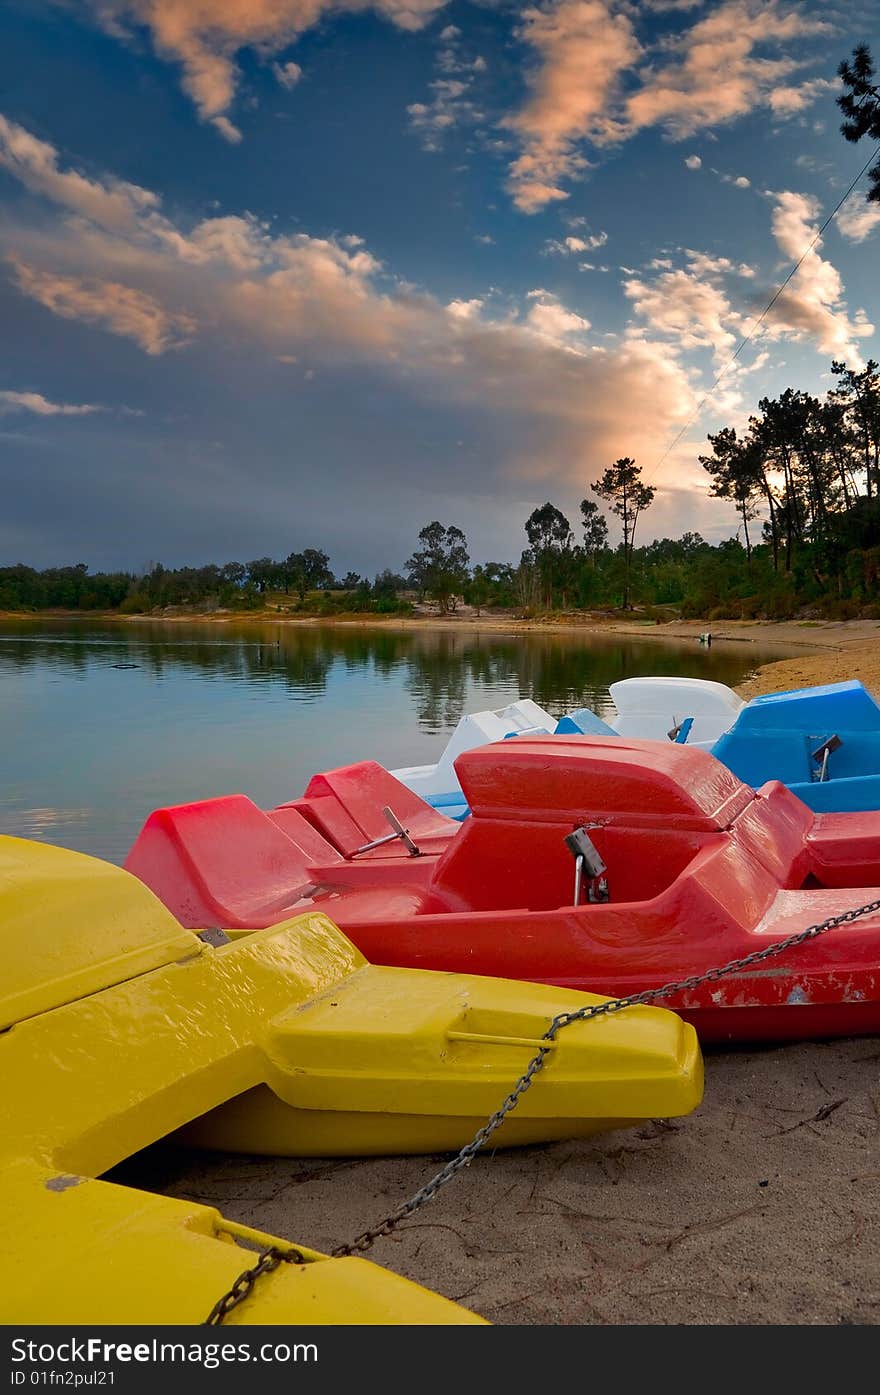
(0, 617, 790, 864)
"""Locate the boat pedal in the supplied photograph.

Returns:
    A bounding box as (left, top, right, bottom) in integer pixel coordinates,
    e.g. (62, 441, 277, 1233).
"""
(565, 827, 610, 904)
(810, 734, 842, 782)
(350, 806, 421, 858)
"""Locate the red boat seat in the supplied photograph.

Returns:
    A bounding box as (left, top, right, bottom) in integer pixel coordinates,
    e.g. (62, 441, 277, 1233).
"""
(125, 793, 441, 929)
(455, 735, 754, 831)
(125, 795, 326, 929)
(268, 805, 344, 862)
(282, 761, 455, 858)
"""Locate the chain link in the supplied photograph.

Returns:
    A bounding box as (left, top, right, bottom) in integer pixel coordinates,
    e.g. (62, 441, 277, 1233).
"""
(204, 892, 880, 1319)
(204, 1245, 304, 1326)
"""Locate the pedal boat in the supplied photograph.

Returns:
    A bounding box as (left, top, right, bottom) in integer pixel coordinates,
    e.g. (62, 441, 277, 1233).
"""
(389, 679, 740, 817)
(710, 680, 880, 812)
(390, 679, 880, 819)
(126, 735, 880, 1045)
(1, 835, 701, 1323)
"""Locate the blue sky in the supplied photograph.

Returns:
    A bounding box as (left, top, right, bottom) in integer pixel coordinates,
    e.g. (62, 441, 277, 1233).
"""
(1, 0, 879, 576)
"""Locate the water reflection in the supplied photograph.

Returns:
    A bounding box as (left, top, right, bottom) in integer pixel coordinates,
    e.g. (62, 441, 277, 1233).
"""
(0, 616, 789, 864)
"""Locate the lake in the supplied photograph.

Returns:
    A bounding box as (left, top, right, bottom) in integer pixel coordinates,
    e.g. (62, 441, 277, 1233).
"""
(0, 616, 790, 865)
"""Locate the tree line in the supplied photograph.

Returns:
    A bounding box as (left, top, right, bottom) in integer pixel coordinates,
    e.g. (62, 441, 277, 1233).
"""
(3, 354, 880, 621)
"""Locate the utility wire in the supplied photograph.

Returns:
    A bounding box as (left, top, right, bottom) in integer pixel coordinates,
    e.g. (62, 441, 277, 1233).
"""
(649, 141, 880, 481)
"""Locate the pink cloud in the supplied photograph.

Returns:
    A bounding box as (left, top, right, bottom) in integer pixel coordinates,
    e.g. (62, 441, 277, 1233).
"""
(9, 259, 196, 355)
(80, 0, 451, 138)
(504, 0, 640, 212)
(505, 0, 832, 211)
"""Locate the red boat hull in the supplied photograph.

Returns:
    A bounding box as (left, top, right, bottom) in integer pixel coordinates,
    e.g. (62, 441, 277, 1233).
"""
(125, 736, 880, 1044)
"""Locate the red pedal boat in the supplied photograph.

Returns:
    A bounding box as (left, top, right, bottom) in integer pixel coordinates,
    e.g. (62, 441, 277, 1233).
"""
(125, 736, 880, 1044)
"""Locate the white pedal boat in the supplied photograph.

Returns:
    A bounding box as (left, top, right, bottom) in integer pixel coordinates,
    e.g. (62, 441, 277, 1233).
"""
(390, 679, 745, 817)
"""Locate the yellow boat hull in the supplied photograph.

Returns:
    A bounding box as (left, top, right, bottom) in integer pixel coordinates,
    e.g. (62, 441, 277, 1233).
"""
(0, 835, 703, 1322)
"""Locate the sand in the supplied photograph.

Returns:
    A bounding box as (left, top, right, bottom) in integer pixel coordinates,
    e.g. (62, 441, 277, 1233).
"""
(139, 617, 880, 1326)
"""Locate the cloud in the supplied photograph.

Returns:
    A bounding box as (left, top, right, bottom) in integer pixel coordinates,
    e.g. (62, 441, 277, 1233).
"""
(624, 262, 740, 368)
(0, 113, 717, 531)
(524, 290, 591, 345)
(767, 77, 836, 115)
(0, 389, 105, 416)
(543, 231, 607, 255)
(0, 113, 160, 233)
(504, 0, 831, 210)
(685, 154, 701, 169)
(764, 191, 875, 367)
(446, 298, 483, 320)
(80, 0, 451, 137)
(504, 0, 640, 212)
(836, 198, 880, 244)
(9, 259, 196, 355)
(408, 80, 481, 150)
(272, 60, 303, 89)
(408, 25, 486, 149)
(625, 1, 831, 140)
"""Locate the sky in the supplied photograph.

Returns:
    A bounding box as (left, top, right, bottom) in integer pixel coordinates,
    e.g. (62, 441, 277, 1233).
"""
(1, 0, 879, 577)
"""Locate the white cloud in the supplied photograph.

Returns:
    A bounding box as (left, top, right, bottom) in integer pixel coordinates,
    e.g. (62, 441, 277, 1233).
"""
(544, 230, 607, 255)
(685, 154, 702, 169)
(836, 198, 880, 244)
(446, 298, 483, 320)
(764, 191, 875, 366)
(624, 264, 740, 367)
(525, 291, 591, 346)
(0, 389, 105, 416)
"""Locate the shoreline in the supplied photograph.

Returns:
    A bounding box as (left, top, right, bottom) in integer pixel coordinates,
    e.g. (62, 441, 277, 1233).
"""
(4, 606, 879, 648)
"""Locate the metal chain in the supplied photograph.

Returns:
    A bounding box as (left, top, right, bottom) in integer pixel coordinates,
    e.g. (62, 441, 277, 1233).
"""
(332, 894, 880, 1257)
(204, 892, 880, 1319)
(204, 1245, 304, 1326)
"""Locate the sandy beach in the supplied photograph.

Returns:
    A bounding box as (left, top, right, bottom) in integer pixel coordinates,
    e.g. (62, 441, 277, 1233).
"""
(113, 616, 880, 1326)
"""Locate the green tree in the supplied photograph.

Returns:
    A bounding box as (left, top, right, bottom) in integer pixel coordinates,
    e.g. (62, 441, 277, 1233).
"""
(591, 458, 655, 608)
(246, 557, 278, 593)
(524, 502, 574, 607)
(285, 548, 333, 602)
(699, 427, 763, 566)
(838, 44, 880, 204)
(579, 498, 608, 559)
(405, 522, 470, 613)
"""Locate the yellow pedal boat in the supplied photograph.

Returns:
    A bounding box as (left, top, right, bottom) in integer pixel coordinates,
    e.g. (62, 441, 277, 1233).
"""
(0, 835, 703, 1324)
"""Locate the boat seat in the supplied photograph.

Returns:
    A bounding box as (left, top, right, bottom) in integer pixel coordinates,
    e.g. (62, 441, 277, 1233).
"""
(285, 761, 456, 858)
(268, 805, 344, 862)
(455, 735, 755, 832)
(125, 795, 327, 929)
